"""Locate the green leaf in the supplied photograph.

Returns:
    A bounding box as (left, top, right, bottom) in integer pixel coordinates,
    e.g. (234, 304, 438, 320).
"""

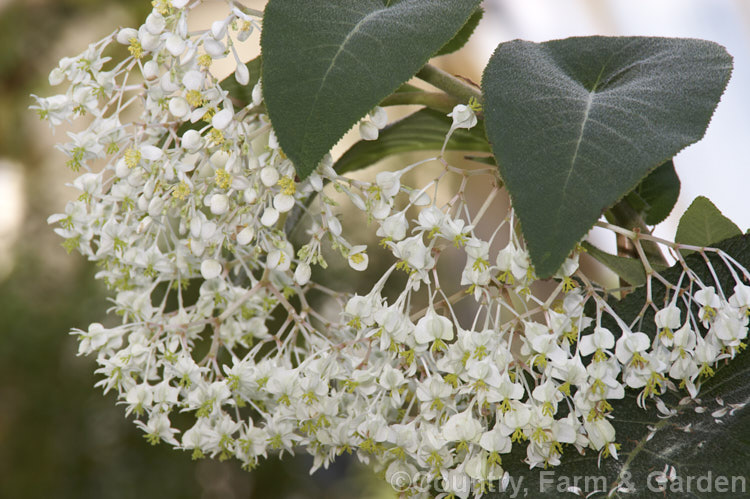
(490, 234, 750, 498)
(333, 108, 490, 174)
(261, 0, 481, 178)
(676, 196, 742, 254)
(464, 155, 497, 167)
(434, 7, 483, 56)
(625, 160, 681, 225)
(581, 241, 649, 287)
(482, 36, 732, 278)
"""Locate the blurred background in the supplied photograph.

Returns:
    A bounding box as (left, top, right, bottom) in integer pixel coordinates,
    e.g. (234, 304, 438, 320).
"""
(1, 0, 748, 498)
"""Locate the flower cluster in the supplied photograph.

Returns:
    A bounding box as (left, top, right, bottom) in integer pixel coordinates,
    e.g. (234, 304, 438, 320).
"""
(36, 2, 750, 497)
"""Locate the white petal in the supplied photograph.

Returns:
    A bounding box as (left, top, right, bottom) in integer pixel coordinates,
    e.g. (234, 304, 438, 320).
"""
(348, 251, 369, 271)
(243, 188, 258, 204)
(181, 129, 203, 151)
(169, 97, 190, 118)
(212, 108, 233, 130)
(210, 194, 229, 215)
(142, 61, 160, 80)
(370, 106, 388, 129)
(200, 259, 222, 279)
(204, 39, 225, 58)
(116, 28, 138, 45)
(359, 121, 379, 141)
(273, 193, 295, 213)
(211, 20, 228, 39)
(141, 145, 163, 161)
(182, 70, 203, 91)
(260, 166, 279, 187)
(145, 13, 166, 35)
(251, 82, 263, 106)
(260, 207, 279, 227)
(237, 227, 255, 245)
(165, 34, 186, 57)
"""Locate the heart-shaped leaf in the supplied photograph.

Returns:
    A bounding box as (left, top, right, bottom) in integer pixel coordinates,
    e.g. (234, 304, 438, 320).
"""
(676, 196, 742, 254)
(482, 37, 732, 278)
(261, 0, 481, 178)
(625, 159, 680, 225)
(581, 241, 657, 287)
(434, 7, 484, 57)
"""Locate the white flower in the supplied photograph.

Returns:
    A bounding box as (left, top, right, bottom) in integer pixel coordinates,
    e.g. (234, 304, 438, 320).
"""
(379, 365, 406, 406)
(251, 81, 263, 106)
(347, 245, 369, 271)
(730, 283, 750, 309)
(416, 205, 446, 234)
(183, 70, 203, 90)
(695, 286, 721, 325)
(447, 104, 477, 130)
(479, 427, 512, 454)
(414, 309, 454, 345)
(204, 38, 225, 58)
(165, 33, 186, 56)
(496, 244, 529, 282)
(583, 418, 615, 450)
(375, 170, 401, 198)
(579, 327, 615, 357)
(359, 120, 379, 141)
(615, 330, 650, 365)
(391, 235, 434, 274)
(377, 212, 408, 241)
(145, 12, 166, 35)
(710, 308, 748, 344)
(443, 409, 483, 444)
(655, 303, 681, 340)
(38, 2, 750, 487)
(135, 413, 179, 446)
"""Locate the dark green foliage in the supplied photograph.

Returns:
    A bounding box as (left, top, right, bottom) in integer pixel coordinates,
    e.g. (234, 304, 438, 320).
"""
(625, 160, 681, 225)
(261, 0, 481, 178)
(482, 37, 732, 277)
(676, 196, 743, 255)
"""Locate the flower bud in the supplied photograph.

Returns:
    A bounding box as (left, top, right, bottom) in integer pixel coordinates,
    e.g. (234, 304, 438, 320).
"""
(116, 28, 138, 45)
(295, 262, 312, 285)
(200, 259, 222, 280)
(210, 194, 229, 215)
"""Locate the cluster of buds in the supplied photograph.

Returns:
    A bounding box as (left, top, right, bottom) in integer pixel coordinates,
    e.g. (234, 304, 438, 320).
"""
(34, 2, 749, 497)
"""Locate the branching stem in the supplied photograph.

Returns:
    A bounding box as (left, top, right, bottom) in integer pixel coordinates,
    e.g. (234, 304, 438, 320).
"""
(416, 64, 483, 108)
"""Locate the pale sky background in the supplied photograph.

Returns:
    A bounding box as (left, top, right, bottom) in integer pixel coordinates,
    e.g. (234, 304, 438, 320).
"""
(475, 0, 750, 241)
